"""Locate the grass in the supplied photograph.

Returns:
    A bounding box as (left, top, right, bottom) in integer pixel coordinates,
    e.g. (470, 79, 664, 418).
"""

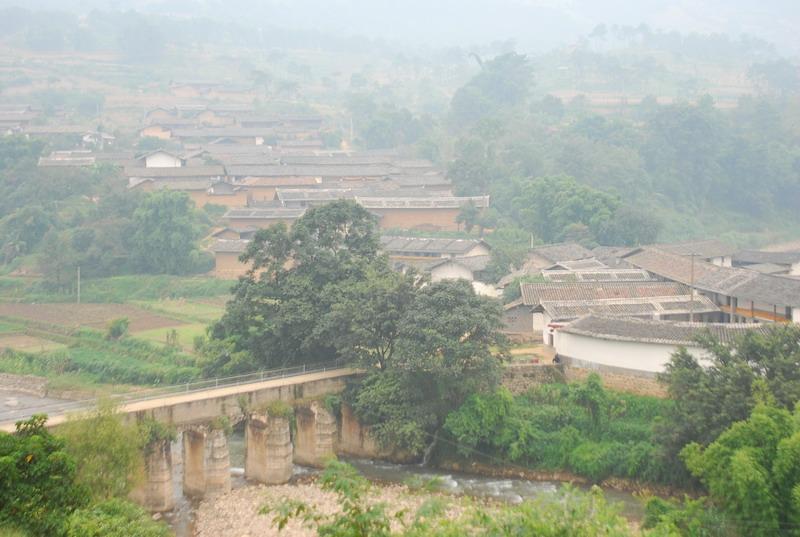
(0, 329, 201, 391)
(0, 320, 23, 334)
(0, 274, 234, 304)
(134, 323, 208, 353)
(132, 298, 225, 324)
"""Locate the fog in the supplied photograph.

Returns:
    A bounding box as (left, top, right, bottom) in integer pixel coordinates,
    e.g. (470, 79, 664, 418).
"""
(2, 0, 799, 53)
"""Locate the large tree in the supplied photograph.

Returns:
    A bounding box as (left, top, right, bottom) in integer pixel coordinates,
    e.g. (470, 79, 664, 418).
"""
(208, 200, 388, 372)
(347, 279, 507, 456)
(130, 191, 204, 275)
(657, 325, 800, 467)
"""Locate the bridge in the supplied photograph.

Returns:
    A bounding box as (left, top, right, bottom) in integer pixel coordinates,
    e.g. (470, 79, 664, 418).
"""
(1, 361, 372, 512)
(0, 361, 354, 433)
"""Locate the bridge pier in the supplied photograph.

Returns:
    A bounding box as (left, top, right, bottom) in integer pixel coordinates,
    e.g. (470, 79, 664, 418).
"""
(132, 438, 174, 512)
(294, 401, 336, 467)
(245, 413, 293, 484)
(182, 426, 231, 498)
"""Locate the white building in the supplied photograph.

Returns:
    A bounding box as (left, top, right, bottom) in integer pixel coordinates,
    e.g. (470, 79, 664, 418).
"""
(553, 315, 774, 376)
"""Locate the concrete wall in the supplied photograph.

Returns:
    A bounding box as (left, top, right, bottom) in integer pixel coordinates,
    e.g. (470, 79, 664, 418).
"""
(337, 403, 415, 463)
(554, 331, 708, 374)
(245, 414, 293, 484)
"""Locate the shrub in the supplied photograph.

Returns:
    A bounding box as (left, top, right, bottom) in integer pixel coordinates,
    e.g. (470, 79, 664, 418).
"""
(106, 318, 129, 340)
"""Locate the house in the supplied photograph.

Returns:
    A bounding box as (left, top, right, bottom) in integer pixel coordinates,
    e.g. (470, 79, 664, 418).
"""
(502, 281, 689, 340)
(210, 239, 251, 279)
(652, 239, 735, 267)
(355, 195, 490, 232)
(129, 178, 247, 208)
(275, 188, 354, 208)
(125, 165, 225, 183)
(498, 242, 593, 288)
(424, 256, 496, 296)
(38, 150, 96, 167)
(222, 206, 306, 230)
(170, 128, 276, 145)
(553, 315, 773, 376)
(379, 236, 491, 260)
(733, 250, 800, 277)
(537, 294, 721, 343)
(622, 247, 800, 324)
(136, 150, 186, 168)
(226, 165, 397, 182)
(239, 177, 322, 202)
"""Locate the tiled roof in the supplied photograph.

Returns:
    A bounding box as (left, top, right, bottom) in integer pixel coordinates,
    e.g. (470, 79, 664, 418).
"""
(227, 165, 397, 178)
(559, 315, 775, 346)
(623, 247, 800, 307)
(520, 281, 689, 306)
(379, 236, 488, 256)
(224, 207, 306, 219)
(537, 294, 719, 322)
(652, 239, 735, 259)
(356, 195, 489, 209)
(545, 258, 608, 271)
(741, 263, 789, 275)
(240, 177, 321, 187)
(529, 243, 592, 264)
(541, 269, 655, 282)
(124, 166, 225, 178)
(734, 250, 800, 266)
(428, 255, 491, 273)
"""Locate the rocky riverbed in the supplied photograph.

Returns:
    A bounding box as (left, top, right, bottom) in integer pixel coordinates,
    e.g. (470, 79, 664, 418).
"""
(194, 478, 466, 537)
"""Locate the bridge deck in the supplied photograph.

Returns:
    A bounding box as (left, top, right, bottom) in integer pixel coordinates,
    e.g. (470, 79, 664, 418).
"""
(0, 368, 358, 433)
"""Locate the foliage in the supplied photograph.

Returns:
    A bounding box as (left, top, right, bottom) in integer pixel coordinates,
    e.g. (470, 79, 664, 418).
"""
(130, 191, 206, 275)
(450, 52, 533, 126)
(66, 499, 171, 537)
(657, 325, 800, 467)
(0, 330, 199, 386)
(443, 376, 676, 485)
(57, 401, 145, 500)
(347, 279, 506, 456)
(265, 400, 295, 420)
(679, 404, 800, 537)
(106, 318, 129, 341)
(0, 415, 87, 536)
(210, 201, 382, 371)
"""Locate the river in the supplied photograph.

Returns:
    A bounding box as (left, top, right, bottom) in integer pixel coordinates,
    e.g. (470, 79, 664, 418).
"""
(167, 427, 645, 535)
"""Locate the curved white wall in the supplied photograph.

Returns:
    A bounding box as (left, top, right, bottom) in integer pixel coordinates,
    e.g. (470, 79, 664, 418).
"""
(554, 331, 708, 374)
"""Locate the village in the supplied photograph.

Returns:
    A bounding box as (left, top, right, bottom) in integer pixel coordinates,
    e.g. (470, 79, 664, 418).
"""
(2, 4, 800, 535)
(3, 87, 800, 386)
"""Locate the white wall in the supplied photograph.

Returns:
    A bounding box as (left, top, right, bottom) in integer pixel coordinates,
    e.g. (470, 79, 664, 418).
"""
(145, 152, 182, 168)
(791, 262, 800, 277)
(430, 262, 473, 283)
(464, 244, 491, 258)
(533, 312, 545, 334)
(793, 307, 800, 324)
(554, 331, 708, 374)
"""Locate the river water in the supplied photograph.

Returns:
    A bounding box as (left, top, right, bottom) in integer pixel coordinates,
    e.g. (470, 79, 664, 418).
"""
(167, 428, 644, 535)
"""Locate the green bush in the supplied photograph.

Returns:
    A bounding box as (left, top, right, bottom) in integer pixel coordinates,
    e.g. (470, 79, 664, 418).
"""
(444, 375, 676, 485)
(106, 318, 129, 341)
(66, 499, 171, 537)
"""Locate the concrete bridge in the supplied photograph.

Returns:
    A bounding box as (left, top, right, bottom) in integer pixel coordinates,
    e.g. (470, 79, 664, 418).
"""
(0, 362, 382, 512)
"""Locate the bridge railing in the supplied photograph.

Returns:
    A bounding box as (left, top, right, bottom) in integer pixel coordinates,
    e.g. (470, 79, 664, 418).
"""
(0, 359, 349, 425)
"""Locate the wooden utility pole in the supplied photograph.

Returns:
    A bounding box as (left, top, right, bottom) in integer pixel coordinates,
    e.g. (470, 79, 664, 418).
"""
(689, 253, 696, 322)
(77, 266, 81, 305)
